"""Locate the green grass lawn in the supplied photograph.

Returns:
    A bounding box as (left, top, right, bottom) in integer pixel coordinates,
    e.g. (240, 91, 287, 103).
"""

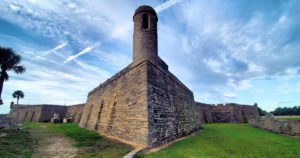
(0, 129, 33, 158)
(140, 124, 300, 158)
(275, 115, 300, 121)
(22, 123, 132, 158)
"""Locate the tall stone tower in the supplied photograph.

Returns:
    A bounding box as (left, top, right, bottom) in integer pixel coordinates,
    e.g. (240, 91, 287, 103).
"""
(80, 5, 200, 148)
(133, 6, 158, 65)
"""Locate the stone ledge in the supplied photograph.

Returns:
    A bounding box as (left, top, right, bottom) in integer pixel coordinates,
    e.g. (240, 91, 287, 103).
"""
(146, 60, 193, 95)
(88, 61, 144, 96)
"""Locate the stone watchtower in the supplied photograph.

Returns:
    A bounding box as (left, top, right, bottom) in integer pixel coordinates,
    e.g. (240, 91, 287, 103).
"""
(80, 5, 200, 148)
(133, 6, 158, 65)
(133, 6, 168, 70)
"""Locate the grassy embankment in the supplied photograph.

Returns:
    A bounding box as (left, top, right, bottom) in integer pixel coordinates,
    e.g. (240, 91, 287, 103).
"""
(275, 115, 300, 121)
(22, 123, 132, 158)
(0, 129, 33, 157)
(0, 123, 132, 158)
(140, 124, 300, 158)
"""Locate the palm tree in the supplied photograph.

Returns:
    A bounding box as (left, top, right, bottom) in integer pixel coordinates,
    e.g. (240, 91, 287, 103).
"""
(12, 90, 24, 105)
(0, 47, 25, 105)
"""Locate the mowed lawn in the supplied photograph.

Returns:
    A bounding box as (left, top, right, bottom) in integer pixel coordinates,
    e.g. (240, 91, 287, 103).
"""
(141, 124, 300, 158)
(275, 115, 300, 121)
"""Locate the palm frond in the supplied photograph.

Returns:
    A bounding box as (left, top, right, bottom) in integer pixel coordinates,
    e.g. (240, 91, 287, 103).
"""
(0, 46, 25, 81)
(13, 65, 25, 74)
(12, 90, 24, 99)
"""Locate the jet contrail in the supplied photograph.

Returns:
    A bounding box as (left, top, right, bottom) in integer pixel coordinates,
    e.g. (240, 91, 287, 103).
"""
(44, 42, 68, 56)
(63, 42, 100, 64)
(155, 0, 183, 13)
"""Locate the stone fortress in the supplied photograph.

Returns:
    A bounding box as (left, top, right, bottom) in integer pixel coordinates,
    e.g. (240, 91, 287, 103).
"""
(79, 6, 259, 148)
(7, 6, 260, 148)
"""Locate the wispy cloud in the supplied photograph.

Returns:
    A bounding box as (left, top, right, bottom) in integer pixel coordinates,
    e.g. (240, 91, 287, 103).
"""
(155, 0, 183, 13)
(63, 42, 100, 64)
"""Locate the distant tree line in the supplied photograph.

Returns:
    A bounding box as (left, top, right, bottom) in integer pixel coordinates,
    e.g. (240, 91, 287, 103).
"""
(271, 106, 300, 116)
(257, 107, 267, 116)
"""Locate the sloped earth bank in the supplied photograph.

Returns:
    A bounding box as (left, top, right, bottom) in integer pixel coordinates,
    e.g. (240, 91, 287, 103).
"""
(140, 124, 300, 158)
(23, 123, 132, 158)
(29, 127, 78, 158)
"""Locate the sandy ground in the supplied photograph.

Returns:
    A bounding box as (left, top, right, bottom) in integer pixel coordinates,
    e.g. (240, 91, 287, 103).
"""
(29, 128, 78, 158)
(0, 133, 7, 137)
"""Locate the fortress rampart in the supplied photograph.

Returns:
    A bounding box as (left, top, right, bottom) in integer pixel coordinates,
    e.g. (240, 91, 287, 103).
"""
(8, 104, 84, 123)
(249, 114, 300, 138)
(196, 102, 260, 123)
(80, 61, 149, 146)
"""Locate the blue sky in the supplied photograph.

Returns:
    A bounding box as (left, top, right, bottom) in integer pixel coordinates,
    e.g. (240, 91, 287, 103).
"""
(0, 0, 300, 114)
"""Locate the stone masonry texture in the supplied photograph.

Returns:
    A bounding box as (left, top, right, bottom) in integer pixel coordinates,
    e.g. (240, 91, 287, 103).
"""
(65, 104, 85, 123)
(249, 114, 300, 138)
(8, 104, 84, 123)
(147, 62, 201, 147)
(80, 62, 149, 146)
(196, 102, 260, 123)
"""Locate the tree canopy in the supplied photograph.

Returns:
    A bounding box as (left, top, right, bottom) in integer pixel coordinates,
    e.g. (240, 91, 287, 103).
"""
(0, 46, 26, 105)
(271, 106, 300, 116)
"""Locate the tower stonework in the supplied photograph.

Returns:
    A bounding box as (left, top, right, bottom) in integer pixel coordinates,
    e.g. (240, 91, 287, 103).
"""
(79, 5, 201, 148)
(133, 6, 158, 65)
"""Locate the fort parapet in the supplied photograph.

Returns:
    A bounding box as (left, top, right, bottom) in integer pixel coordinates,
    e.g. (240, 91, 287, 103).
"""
(8, 104, 84, 123)
(196, 102, 260, 123)
(249, 114, 300, 138)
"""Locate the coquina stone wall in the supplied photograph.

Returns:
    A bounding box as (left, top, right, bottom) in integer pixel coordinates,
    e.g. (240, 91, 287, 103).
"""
(79, 60, 202, 148)
(65, 104, 85, 123)
(80, 62, 149, 146)
(8, 104, 85, 123)
(249, 114, 300, 138)
(147, 62, 201, 147)
(196, 102, 260, 123)
(0, 114, 9, 127)
(40, 105, 67, 122)
(9, 105, 43, 122)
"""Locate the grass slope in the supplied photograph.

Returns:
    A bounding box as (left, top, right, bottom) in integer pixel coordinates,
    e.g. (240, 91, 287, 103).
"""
(22, 123, 132, 158)
(275, 115, 300, 121)
(141, 124, 300, 158)
(0, 129, 33, 158)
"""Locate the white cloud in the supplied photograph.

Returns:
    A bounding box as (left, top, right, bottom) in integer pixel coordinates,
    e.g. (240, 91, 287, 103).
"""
(223, 92, 237, 98)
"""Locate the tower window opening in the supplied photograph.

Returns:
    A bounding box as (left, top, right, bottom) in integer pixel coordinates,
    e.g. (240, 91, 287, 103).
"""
(142, 13, 149, 29)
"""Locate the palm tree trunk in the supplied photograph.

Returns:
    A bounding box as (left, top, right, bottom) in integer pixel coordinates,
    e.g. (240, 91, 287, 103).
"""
(17, 97, 19, 105)
(0, 76, 4, 99)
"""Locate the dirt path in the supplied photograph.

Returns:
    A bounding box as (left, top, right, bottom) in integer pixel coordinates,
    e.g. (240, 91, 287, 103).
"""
(28, 128, 78, 158)
(0, 133, 7, 137)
